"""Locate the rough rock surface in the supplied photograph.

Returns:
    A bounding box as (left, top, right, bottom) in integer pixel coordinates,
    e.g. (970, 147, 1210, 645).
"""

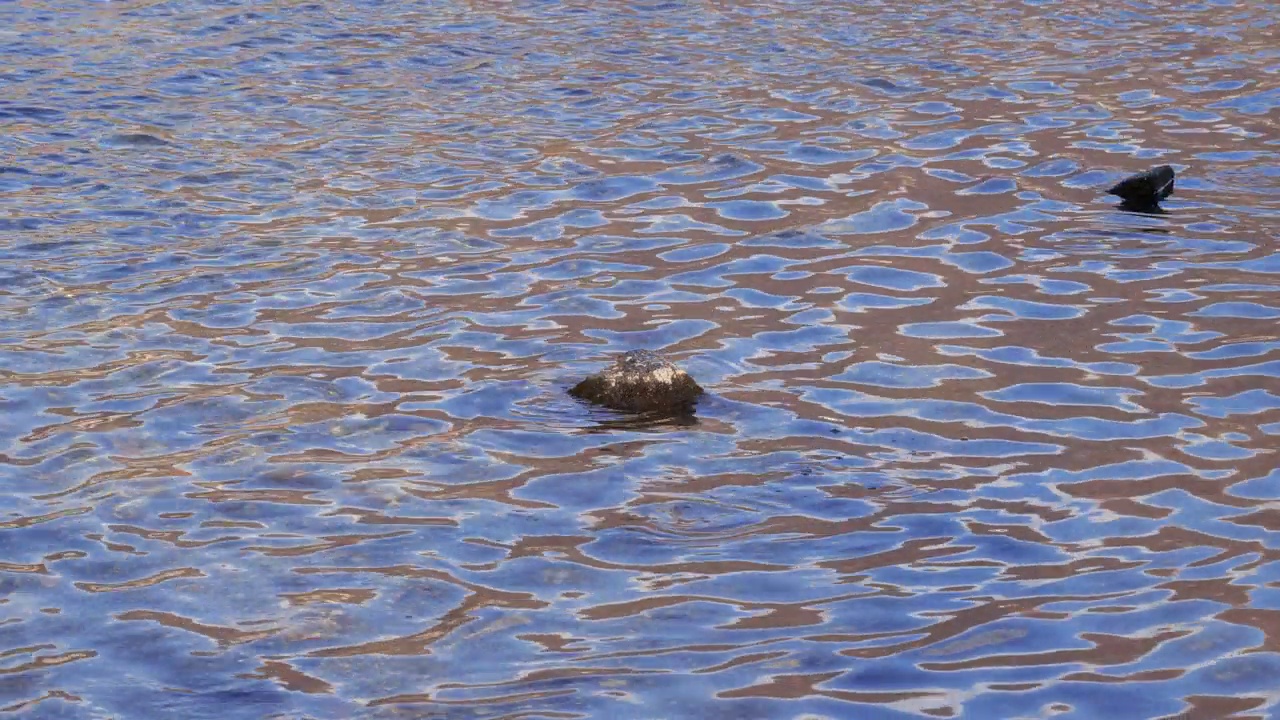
(1107, 165, 1176, 211)
(569, 350, 704, 413)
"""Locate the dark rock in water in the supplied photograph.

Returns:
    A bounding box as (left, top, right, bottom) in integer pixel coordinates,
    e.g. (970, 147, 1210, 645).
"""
(1107, 165, 1175, 212)
(569, 350, 704, 413)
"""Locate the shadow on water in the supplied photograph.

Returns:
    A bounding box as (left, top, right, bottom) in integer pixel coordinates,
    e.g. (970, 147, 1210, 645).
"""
(0, 0, 1278, 719)
(581, 408, 701, 433)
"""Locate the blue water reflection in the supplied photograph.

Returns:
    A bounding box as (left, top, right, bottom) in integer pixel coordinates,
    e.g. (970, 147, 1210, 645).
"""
(1, 0, 1278, 719)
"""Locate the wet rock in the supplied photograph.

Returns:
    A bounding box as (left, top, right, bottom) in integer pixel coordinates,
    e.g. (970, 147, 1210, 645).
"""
(1107, 165, 1175, 212)
(569, 350, 703, 413)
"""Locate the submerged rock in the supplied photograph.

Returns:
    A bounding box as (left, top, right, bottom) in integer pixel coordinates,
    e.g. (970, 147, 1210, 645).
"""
(1107, 165, 1175, 212)
(569, 350, 703, 413)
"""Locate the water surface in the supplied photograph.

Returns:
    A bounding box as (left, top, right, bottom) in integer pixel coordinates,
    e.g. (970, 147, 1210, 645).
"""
(2, 1, 1279, 718)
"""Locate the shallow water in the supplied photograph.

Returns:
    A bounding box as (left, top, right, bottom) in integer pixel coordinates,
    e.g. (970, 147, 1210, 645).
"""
(2, 1, 1279, 718)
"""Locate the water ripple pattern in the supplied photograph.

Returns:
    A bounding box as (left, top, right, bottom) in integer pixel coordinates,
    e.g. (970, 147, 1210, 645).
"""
(1, 1, 1278, 718)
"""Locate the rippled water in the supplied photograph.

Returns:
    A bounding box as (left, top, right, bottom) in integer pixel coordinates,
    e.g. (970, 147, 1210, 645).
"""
(3, 1, 1279, 718)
